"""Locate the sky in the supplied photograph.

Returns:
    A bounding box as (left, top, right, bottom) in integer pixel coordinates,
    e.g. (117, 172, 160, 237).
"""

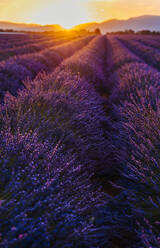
(1, 0, 160, 28)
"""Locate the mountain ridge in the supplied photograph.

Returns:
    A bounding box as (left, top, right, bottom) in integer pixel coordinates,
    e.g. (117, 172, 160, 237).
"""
(0, 15, 160, 33)
(0, 21, 63, 32)
(72, 15, 160, 33)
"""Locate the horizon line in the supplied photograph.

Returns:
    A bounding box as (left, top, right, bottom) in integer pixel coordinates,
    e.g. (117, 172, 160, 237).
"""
(0, 14, 159, 28)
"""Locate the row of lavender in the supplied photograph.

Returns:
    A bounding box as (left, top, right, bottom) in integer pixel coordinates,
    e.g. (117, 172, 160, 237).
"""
(0, 33, 51, 49)
(1, 32, 159, 247)
(106, 35, 160, 247)
(0, 35, 126, 247)
(0, 32, 88, 61)
(0, 37, 70, 61)
(0, 32, 88, 50)
(116, 35, 160, 71)
(0, 35, 94, 101)
(0, 33, 67, 48)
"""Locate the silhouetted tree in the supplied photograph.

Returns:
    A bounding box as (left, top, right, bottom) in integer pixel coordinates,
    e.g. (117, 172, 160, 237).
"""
(95, 28, 101, 35)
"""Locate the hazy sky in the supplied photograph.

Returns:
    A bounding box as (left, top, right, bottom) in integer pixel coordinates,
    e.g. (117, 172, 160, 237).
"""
(1, 0, 160, 28)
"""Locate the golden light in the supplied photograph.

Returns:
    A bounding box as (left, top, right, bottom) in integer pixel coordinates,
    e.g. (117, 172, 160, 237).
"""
(32, 0, 91, 29)
(1, 0, 160, 29)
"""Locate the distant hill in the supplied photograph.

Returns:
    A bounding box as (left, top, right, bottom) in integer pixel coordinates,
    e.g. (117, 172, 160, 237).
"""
(1, 15, 160, 33)
(0, 21, 63, 32)
(72, 15, 160, 33)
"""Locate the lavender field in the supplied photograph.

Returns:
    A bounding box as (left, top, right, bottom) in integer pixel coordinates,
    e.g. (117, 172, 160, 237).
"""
(0, 32, 160, 248)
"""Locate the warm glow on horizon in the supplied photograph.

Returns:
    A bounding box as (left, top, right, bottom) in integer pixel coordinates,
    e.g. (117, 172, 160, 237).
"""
(0, 0, 160, 28)
(30, 0, 91, 29)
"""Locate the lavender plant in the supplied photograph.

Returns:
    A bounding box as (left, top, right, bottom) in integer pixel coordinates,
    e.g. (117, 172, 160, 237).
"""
(117, 36, 160, 71)
(108, 56, 160, 246)
(0, 37, 74, 61)
(107, 36, 142, 72)
(1, 32, 160, 248)
(61, 35, 107, 91)
(0, 35, 94, 101)
(0, 129, 110, 248)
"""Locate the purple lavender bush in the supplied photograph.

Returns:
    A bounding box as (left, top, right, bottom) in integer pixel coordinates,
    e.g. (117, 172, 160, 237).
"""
(61, 35, 107, 92)
(0, 129, 109, 248)
(1, 33, 160, 247)
(109, 58, 160, 247)
(0, 35, 94, 102)
(0, 63, 137, 248)
(107, 36, 142, 72)
(117, 36, 160, 71)
(1, 67, 108, 174)
(101, 35, 160, 247)
(0, 37, 72, 61)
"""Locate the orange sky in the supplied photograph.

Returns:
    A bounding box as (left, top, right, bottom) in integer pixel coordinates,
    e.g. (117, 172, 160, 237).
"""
(1, 0, 160, 28)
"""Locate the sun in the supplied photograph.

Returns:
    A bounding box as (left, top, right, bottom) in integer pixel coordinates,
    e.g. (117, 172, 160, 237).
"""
(32, 0, 90, 29)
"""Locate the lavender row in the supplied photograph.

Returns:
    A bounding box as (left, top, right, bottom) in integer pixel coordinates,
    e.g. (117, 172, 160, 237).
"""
(0, 40, 65, 60)
(0, 37, 71, 61)
(0, 43, 114, 247)
(0, 35, 94, 101)
(52, 35, 94, 59)
(0, 33, 139, 247)
(0, 124, 109, 247)
(60, 35, 108, 93)
(3, 35, 115, 177)
(57, 35, 125, 176)
(0, 34, 50, 49)
(1, 33, 158, 247)
(0, 34, 57, 49)
(107, 36, 141, 72)
(0, 32, 88, 50)
(128, 34, 160, 52)
(107, 57, 160, 246)
(117, 36, 160, 71)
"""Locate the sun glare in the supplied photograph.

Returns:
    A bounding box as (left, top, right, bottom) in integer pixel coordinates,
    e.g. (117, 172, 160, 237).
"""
(32, 0, 90, 29)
